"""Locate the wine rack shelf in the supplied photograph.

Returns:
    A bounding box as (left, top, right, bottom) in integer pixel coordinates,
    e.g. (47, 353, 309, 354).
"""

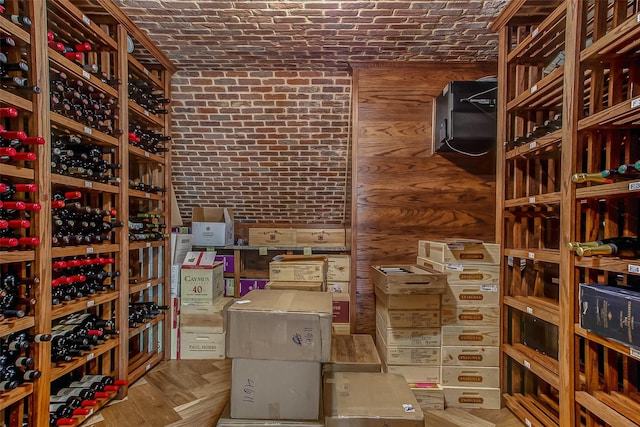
(0, 0, 175, 426)
(494, 1, 640, 426)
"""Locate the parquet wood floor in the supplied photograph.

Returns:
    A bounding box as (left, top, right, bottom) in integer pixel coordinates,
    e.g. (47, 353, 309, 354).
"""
(84, 359, 523, 427)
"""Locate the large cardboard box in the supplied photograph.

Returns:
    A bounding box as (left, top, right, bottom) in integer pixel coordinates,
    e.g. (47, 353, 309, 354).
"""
(231, 358, 321, 420)
(216, 400, 323, 427)
(375, 287, 441, 310)
(324, 334, 381, 373)
(180, 252, 224, 305)
(371, 265, 447, 295)
(324, 372, 424, 427)
(580, 284, 640, 349)
(327, 255, 350, 281)
(227, 290, 333, 362)
(417, 239, 500, 265)
(415, 257, 500, 285)
(191, 207, 234, 247)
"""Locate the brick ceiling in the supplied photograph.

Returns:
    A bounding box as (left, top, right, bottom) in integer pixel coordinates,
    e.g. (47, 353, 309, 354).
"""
(114, 0, 509, 72)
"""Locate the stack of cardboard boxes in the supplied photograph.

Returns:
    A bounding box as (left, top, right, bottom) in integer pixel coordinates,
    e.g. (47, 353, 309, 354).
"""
(371, 264, 448, 411)
(178, 251, 229, 359)
(225, 289, 333, 422)
(416, 239, 501, 410)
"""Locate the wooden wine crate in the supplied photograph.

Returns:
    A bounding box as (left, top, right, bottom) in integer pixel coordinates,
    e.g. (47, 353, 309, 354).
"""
(410, 384, 445, 411)
(441, 306, 500, 326)
(371, 265, 447, 295)
(442, 386, 501, 410)
(417, 239, 500, 265)
(441, 346, 500, 367)
(441, 366, 500, 388)
(376, 309, 441, 347)
(375, 302, 440, 329)
(269, 259, 327, 282)
(265, 281, 324, 291)
(382, 361, 441, 384)
(295, 228, 346, 247)
(441, 325, 500, 347)
(324, 334, 381, 373)
(441, 284, 500, 307)
(249, 227, 297, 246)
(415, 257, 500, 285)
(327, 255, 350, 281)
(375, 287, 441, 310)
(376, 328, 441, 365)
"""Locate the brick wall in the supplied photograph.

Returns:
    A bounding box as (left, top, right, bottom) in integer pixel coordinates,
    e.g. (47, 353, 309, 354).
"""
(170, 69, 352, 225)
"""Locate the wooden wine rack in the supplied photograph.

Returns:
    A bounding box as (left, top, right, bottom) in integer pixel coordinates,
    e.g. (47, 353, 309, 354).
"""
(0, 1, 176, 426)
(493, 1, 639, 426)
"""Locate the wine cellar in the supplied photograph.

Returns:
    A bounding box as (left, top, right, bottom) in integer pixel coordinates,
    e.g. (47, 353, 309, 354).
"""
(1, 0, 639, 426)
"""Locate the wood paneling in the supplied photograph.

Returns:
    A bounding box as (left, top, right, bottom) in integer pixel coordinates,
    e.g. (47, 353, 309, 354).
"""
(352, 62, 498, 334)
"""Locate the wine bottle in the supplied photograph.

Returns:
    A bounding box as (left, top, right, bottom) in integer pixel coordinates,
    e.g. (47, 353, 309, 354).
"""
(575, 237, 640, 258)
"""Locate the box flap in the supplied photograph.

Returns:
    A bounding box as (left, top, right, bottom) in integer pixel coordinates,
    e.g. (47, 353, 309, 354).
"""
(182, 252, 222, 269)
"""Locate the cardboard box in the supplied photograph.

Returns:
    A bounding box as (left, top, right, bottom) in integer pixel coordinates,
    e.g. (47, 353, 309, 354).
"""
(417, 239, 500, 265)
(249, 227, 296, 246)
(179, 297, 233, 333)
(171, 232, 193, 264)
(191, 207, 234, 247)
(324, 372, 424, 427)
(580, 284, 640, 349)
(216, 400, 323, 427)
(383, 362, 441, 384)
(327, 255, 351, 281)
(371, 265, 447, 295)
(231, 358, 321, 420)
(269, 259, 327, 282)
(376, 328, 441, 366)
(327, 281, 349, 293)
(441, 346, 500, 367)
(295, 228, 346, 247)
(375, 287, 441, 310)
(442, 284, 500, 306)
(265, 281, 324, 291)
(324, 334, 381, 373)
(238, 278, 268, 297)
(214, 254, 235, 273)
(180, 252, 224, 305)
(441, 306, 500, 326)
(415, 257, 500, 285)
(375, 303, 440, 328)
(227, 290, 333, 362)
(442, 386, 501, 409)
(441, 325, 500, 347)
(179, 330, 226, 359)
(441, 366, 500, 388)
(410, 384, 445, 411)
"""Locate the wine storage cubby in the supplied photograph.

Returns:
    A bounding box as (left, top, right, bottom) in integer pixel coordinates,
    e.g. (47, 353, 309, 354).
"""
(494, 1, 640, 426)
(0, 1, 175, 426)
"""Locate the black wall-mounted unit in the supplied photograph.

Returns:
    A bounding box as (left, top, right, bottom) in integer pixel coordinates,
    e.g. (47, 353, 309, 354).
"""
(434, 80, 498, 154)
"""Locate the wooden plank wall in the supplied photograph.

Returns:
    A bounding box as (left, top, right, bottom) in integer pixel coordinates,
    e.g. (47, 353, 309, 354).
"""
(351, 62, 498, 335)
